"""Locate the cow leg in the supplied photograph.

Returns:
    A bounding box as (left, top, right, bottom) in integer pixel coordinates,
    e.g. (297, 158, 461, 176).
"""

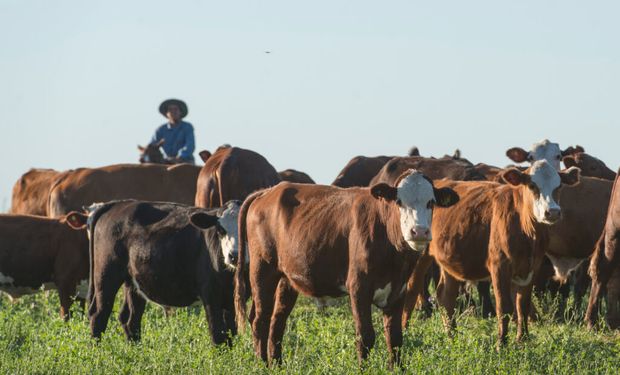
(119, 282, 146, 341)
(383, 298, 405, 370)
(515, 283, 533, 342)
(250, 260, 281, 362)
(435, 269, 459, 334)
(606, 269, 620, 329)
(349, 280, 375, 364)
(56, 280, 77, 322)
(477, 281, 495, 318)
(490, 262, 513, 347)
(402, 253, 433, 329)
(90, 262, 125, 340)
(199, 278, 230, 346)
(268, 277, 298, 364)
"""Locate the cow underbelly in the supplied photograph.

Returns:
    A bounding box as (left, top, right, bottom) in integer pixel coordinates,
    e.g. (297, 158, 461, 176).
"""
(546, 254, 586, 282)
(131, 277, 198, 307)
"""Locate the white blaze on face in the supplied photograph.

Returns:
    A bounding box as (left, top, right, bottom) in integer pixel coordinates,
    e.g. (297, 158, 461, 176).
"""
(218, 201, 241, 268)
(530, 139, 562, 171)
(529, 160, 562, 224)
(396, 172, 435, 251)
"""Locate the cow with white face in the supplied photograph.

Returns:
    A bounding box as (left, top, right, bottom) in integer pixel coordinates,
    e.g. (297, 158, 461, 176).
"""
(191, 200, 242, 269)
(386, 171, 457, 251)
(66, 199, 243, 346)
(233, 171, 459, 366)
(502, 160, 579, 224)
(506, 139, 584, 171)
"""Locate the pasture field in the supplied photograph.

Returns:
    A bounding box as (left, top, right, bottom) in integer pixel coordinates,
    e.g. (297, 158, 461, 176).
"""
(0, 292, 619, 374)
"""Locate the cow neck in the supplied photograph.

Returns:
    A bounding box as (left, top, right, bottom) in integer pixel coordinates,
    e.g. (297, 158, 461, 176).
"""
(381, 200, 410, 252)
(495, 184, 537, 240)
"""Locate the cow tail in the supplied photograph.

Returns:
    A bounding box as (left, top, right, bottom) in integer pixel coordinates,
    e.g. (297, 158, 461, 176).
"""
(234, 190, 261, 332)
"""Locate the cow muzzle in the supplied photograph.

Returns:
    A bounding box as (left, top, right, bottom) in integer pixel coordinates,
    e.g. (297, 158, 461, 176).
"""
(544, 207, 561, 224)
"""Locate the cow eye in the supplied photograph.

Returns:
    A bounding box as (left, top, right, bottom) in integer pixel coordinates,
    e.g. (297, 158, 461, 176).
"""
(556, 155, 561, 160)
(216, 225, 226, 236)
(395, 198, 402, 206)
(427, 200, 435, 209)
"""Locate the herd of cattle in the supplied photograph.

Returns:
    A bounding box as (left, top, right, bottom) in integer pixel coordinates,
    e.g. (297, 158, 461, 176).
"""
(2, 140, 620, 367)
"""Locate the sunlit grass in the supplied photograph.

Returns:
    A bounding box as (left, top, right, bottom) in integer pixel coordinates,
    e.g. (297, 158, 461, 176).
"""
(0, 291, 619, 374)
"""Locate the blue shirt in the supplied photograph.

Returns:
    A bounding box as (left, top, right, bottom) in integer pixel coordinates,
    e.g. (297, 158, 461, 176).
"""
(150, 121, 195, 162)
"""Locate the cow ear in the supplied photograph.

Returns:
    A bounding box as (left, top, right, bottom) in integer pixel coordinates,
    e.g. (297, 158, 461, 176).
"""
(501, 168, 529, 186)
(370, 183, 397, 202)
(434, 187, 459, 207)
(560, 166, 581, 186)
(561, 145, 585, 157)
(189, 212, 219, 229)
(65, 211, 88, 229)
(408, 146, 420, 157)
(506, 147, 530, 163)
(199, 150, 212, 163)
(562, 155, 577, 168)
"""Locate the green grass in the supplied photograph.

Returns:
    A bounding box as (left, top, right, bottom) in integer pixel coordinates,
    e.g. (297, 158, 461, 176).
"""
(0, 292, 619, 374)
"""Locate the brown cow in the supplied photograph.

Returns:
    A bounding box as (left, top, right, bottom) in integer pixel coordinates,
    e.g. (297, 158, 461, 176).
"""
(195, 146, 281, 209)
(278, 169, 315, 184)
(331, 155, 394, 188)
(0, 213, 89, 320)
(47, 163, 200, 217)
(563, 152, 616, 181)
(234, 171, 459, 366)
(370, 156, 486, 186)
(427, 161, 579, 346)
(10, 168, 61, 215)
(586, 169, 620, 329)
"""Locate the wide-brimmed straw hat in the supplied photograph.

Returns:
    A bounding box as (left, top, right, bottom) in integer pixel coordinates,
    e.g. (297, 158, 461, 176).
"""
(159, 99, 188, 118)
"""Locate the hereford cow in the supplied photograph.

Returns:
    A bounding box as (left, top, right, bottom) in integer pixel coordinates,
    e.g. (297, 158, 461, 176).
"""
(505, 139, 583, 170)
(278, 169, 315, 184)
(10, 168, 61, 215)
(0, 213, 89, 320)
(47, 163, 200, 217)
(195, 146, 281, 209)
(66, 200, 242, 345)
(563, 152, 616, 181)
(427, 161, 579, 346)
(586, 169, 620, 329)
(234, 171, 459, 366)
(371, 155, 489, 319)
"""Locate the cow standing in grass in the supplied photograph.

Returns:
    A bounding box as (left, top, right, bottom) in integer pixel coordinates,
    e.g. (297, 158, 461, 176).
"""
(66, 200, 242, 345)
(235, 170, 459, 367)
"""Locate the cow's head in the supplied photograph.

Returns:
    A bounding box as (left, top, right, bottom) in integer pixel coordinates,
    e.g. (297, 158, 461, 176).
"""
(64, 203, 108, 239)
(506, 140, 583, 171)
(370, 169, 459, 251)
(190, 200, 242, 269)
(563, 152, 615, 180)
(501, 160, 580, 224)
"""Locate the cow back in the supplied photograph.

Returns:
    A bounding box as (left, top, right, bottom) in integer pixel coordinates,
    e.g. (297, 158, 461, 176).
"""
(370, 156, 486, 186)
(195, 147, 281, 208)
(331, 155, 393, 188)
(10, 169, 61, 215)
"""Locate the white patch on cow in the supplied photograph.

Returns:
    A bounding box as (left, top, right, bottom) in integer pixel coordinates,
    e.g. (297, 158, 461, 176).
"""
(529, 139, 562, 171)
(546, 254, 585, 281)
(529, 160, 562, 224)
(218, 201, 242, 269)
(373, 283, 392, 308)
(512, 271, 534, 286)
(0, 272, 15, 284)
(76, 279, 89, 298)
(396, 171, 435, 251)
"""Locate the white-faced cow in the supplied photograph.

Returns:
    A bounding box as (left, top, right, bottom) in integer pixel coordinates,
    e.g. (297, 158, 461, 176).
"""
(66, 200, 242, 345)
(427, 160, 579, 346)
(234, 170, 459, 367)
(505, 139, 583, 171)
(0, 213, 89, 320)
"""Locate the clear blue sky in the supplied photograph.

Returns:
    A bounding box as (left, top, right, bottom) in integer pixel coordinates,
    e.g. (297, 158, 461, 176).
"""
(1, 1, 618, 211)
